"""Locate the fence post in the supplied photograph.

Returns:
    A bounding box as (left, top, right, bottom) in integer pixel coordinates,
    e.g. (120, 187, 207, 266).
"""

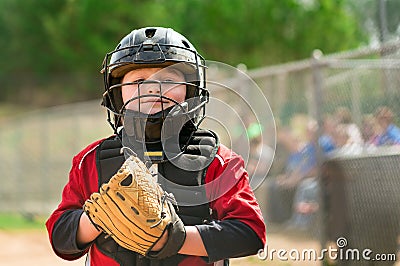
(311, 49, 326, 265)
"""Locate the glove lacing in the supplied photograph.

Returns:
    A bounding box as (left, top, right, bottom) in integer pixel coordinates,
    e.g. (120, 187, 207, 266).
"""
(150, 191, 177, 228)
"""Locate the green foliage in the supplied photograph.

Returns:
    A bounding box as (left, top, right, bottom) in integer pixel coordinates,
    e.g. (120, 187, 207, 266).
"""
(348, 0, 400, 42)
(0, 0, 370, 106)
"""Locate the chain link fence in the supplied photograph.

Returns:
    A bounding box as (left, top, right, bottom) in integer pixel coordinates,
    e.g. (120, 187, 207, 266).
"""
(1, 41, 400, 265)
(0, 101, 111, 215)
(246, 40, 400, 265)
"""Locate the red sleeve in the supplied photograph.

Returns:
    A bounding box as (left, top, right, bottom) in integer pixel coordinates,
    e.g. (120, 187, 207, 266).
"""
(205, 144, 267, 245)
(45, 139, 103, 260)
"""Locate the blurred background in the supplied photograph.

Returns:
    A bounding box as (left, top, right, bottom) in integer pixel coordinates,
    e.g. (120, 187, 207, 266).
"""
(1, 0, 400, 265)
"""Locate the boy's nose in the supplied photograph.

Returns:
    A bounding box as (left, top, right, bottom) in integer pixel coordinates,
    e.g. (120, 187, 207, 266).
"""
(141, 82, 161, 95)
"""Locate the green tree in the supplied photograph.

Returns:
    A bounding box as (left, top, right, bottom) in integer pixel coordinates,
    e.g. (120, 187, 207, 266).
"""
(145, 0, 365, 67)
(347, 0, 400, 43)
(0, 0, 368, 105)
(0, 0, 65, 101)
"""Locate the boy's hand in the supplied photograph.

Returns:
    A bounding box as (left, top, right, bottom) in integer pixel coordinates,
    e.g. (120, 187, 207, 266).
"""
(83, 155, 185, 258)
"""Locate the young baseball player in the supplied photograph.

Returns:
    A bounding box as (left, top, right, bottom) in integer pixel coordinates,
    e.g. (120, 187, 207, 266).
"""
(46, 26, 266, 265)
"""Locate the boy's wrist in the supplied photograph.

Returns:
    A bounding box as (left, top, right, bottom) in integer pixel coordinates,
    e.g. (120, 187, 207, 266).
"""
(77, 212, 101, 247)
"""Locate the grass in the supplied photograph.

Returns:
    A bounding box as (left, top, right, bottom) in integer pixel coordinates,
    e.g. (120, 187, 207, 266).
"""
(0, 212, 46, 230)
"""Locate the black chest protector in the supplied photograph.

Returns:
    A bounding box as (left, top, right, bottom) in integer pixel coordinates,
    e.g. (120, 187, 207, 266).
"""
(93, 129, 219, 265)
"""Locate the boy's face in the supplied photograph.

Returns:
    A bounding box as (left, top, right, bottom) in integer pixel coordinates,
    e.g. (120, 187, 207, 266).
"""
(121, 67, 186, 114)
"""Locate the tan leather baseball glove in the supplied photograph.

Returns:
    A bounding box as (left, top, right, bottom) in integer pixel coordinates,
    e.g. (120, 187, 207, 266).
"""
(83, 155, 185, 258)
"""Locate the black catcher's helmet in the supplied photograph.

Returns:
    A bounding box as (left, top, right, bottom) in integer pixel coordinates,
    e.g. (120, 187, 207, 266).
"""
(102, 27, 208, 144)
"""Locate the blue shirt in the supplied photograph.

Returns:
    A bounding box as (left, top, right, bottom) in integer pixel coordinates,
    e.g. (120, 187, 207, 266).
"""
(319, 135, 336, 153)
(285, 138, 336, 178)
(377, 124, 400, 146)
(285, 143, 317, 177)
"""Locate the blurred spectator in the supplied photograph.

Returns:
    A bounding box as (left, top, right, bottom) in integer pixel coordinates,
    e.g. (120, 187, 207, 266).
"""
(361, 114, 380, 146)
(328, 124, 360, 156)
(276, 115, 318, 189)
(248, 133, 274, 222)
(334, 124, 350, 148)
(285, 117, 323, 232)
(266, 114, 320, 230)
(374, 106, 400, 146)
(247, 124, 274, 187)
(334, 106, 364, 146)
(266, 128, 308, 223)
(318, 114, 337, 154)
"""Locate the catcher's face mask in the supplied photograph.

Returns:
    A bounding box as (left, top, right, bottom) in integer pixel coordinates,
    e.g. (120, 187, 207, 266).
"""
(120, 65, 202, 143)
(101, 27, 208, 144)
(121, 67, 187, 115)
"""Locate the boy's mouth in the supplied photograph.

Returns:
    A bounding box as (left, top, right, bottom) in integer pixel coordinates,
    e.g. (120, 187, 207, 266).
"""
(141, 99, 169, 104)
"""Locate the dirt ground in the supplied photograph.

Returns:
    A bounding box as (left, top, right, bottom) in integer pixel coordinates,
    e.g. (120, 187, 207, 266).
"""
(0, 229, 323, 266)
(0, 230, 86, 266)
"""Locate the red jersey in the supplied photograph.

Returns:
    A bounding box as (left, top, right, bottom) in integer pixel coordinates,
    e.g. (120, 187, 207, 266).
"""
(46, 137, 266, 265)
